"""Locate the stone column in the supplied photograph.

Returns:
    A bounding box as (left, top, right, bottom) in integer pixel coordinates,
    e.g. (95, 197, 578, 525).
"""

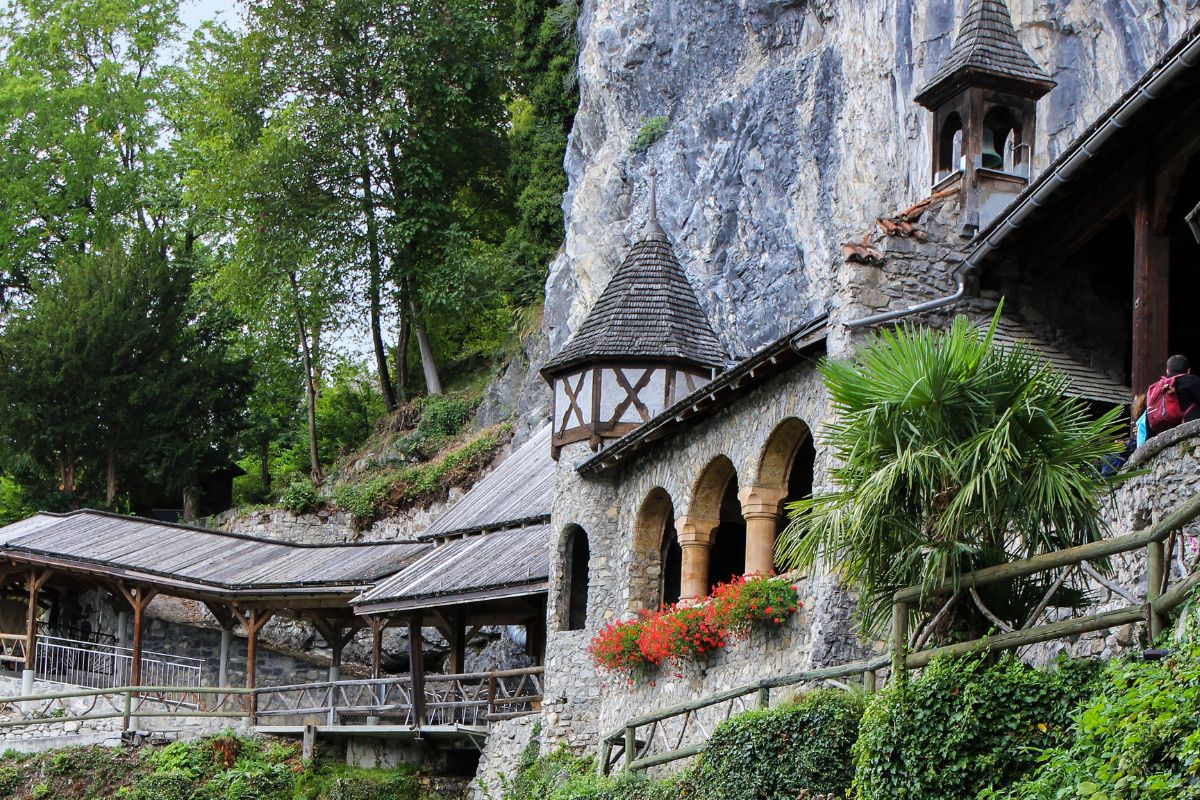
(676, 517, 719, 602)
(739, 486, 787, 577)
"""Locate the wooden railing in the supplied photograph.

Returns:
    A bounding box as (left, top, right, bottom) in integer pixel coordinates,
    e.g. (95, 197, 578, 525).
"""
(0, 634, 27, 667)
(601, 491, 1200, 776)
(0, 666, 544, 734)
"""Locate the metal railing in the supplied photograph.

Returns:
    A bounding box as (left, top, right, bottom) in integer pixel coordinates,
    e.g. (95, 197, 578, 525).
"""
(33, 635, 205, 704)
(600, 491, 1200, 776)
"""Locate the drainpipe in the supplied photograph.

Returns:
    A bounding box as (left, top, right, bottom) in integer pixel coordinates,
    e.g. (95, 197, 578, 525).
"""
(844, 268, 972, 329)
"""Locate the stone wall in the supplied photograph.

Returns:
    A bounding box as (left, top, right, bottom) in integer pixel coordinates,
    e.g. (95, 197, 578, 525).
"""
(472, 715, 538, 800)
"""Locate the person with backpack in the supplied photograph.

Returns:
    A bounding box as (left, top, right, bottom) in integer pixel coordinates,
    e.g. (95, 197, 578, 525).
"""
(1145, 355, 1200, 436)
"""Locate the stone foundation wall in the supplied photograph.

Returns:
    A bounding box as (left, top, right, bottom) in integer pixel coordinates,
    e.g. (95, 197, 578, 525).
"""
(472, 715, 538, 800)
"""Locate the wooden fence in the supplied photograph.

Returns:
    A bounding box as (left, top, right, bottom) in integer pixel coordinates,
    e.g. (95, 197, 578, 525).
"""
(600, 491, 1200, 776)
(0, 666, 544, 733)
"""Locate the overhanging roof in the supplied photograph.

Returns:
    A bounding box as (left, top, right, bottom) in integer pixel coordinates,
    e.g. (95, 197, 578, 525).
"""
(353, 523, 551, 615)
(981, 317, 1130, 405)
(0, 511, 430, 605)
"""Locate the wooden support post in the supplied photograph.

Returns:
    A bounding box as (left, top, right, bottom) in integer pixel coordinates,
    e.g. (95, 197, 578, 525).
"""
(311, 614, 356, 682)
(23, 570, 51, 676)
(450, 607, 466, 675)
(863, 669, 877, 693)
(1147, 540, 1166, 641)
(1132, 150, 1171, 396)
(624, 725, 636, 769)
(365, 616, 390, 679)
(891, 600, 909, 675)
(756, 686, 770, 709)
(114, 583, 158, 732)
(598, 739, 612, 776)
(408, 613, 427, 727)
(237, 607, 276, 722)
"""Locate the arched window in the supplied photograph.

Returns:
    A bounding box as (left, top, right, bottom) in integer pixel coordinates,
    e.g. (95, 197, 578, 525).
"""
(707, 474, 746, 590)
(632, 488, 681, 610)
(982, 107, 1020, 173)
(938, 112, 964, 180)
(562, 526, 590, 631)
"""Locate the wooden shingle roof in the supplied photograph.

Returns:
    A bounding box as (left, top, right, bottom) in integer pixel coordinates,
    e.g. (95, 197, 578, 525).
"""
(0, 511, 430, 600)
(915, 0, 1055, 108)
(352, 523, 551, 613)
(980, 318, 1130, 405)
(421, 425, 553, 540)
(542, 227, 726, 376)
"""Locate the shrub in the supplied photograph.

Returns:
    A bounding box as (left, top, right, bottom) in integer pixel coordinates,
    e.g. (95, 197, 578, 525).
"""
(589, 575, 800, 681)
(691, 689, 864, 800)
(0, 765, 20, 795)
(630, 115, 669, 152)
(983, 612, 1200, 800)
(278, 479, 320, 514)
(853, 653, 1102, 800)
(414, 393, 477, 443)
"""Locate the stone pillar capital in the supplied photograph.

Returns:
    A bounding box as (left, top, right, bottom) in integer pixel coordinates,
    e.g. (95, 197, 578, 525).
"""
(738, 485, 788, 519)
(675, 516, 719, 546)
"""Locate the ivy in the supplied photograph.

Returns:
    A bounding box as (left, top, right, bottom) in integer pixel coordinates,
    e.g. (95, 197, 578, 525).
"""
(853, 653, 1103, 800)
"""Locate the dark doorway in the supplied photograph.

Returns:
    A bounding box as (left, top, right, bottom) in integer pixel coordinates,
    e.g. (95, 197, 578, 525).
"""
(707, 475, 746, 592)
(563, 526, 590, 631)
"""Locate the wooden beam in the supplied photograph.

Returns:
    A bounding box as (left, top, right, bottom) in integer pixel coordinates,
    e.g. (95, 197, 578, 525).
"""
(408, 613, 427, 727)
(203, 601, 238, 631)
(1133, 148, 1171, 396)
(235, 607, 275, 718)
(365, 615, 391, 679)
(450, 607, 466, 675)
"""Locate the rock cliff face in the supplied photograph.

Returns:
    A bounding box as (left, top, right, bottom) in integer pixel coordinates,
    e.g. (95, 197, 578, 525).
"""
(543, 0, 1200, 360)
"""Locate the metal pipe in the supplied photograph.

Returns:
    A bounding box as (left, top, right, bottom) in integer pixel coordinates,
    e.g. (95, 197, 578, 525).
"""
(845, 268, 971, 329)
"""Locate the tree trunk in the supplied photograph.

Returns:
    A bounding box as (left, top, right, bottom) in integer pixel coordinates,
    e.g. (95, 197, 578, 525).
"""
(182, 487, 199, 522)
(105, 447, 118, 506)
(288, 271, 324, 485)
(259, 440, 272, 497)
(360, 149, 398, 411)
(59, 447, 77, 505)
(395, 313, 411, 403)
(413, 315, 443, 396)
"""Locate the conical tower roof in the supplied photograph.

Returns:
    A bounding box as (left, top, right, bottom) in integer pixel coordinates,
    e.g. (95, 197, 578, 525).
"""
(542, 225, 726, 377)
(915, 0, 1055, 109)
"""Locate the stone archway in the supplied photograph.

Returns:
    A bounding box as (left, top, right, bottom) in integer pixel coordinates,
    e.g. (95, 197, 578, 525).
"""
(677, 456, 743, 601)
(559, 525, 590, 632)
(740, 418, 816, 575)
(630, 488, 681, 611)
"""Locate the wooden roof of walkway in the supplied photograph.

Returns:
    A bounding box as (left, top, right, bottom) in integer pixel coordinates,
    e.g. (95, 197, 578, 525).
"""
(0, 510, 431, 608)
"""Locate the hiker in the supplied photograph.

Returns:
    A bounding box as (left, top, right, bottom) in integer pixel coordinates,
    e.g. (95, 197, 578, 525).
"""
(1133, 393, 1149, 448)
(1145, 355, 1200, 436)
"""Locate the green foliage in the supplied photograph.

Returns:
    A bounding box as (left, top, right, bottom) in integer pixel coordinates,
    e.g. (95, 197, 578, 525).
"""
(630, 116, 670, 153)
(332, 426, 507, 526)
(278, 480, 321, 514)
(982, 612, 1200, 800)
(415, 394, 479, 444)
(853, 654, 1103, 800)
(692, 689, 864, 799)
(777, 309, 1126, 633)
(317, 362, 389, 461)
(0, 765, 20, 795)
(0, 475, 32, 526)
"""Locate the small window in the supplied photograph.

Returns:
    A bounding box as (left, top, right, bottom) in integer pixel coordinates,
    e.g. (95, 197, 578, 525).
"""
(563, 526, 590, 631)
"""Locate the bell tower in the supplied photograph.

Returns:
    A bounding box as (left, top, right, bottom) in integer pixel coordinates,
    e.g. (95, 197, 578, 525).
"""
(541, 173, 726, 459)
(914, 0, 1055, 232)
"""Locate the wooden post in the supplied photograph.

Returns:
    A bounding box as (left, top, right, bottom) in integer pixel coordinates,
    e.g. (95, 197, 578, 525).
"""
(239, 608, 276, 722)
(1132, 150, 1171, 396)
(114, 583, 158, 732)
(598, 739, 612, 776)
(23, 570, 51, 676)
(624, 725, 636, 769)
(408, 613, 427, 727)
(863, 669, 877, 693)
(365, 616, 389, 679)
(450, 607, 466, 675)
(756, 686, 770, 708)
(891, 600, 909, 675)
(1147, 540, 1165, 641)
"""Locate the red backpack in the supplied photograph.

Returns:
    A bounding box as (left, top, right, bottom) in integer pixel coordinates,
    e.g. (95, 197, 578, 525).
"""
(1146, 375, 1197, 434)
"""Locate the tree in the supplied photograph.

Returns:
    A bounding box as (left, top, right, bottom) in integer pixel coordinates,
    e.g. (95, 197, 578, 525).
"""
(0, 237, 251, 511)
(775, 312, 1126, 635)
(0, 0, 181, 305)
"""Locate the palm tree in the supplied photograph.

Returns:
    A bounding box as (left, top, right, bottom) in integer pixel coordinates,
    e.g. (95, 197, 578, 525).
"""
(776, 310, 1126, 636)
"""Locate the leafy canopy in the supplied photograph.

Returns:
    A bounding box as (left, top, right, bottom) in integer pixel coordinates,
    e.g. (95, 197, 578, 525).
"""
(776, 310, 1125, 631)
